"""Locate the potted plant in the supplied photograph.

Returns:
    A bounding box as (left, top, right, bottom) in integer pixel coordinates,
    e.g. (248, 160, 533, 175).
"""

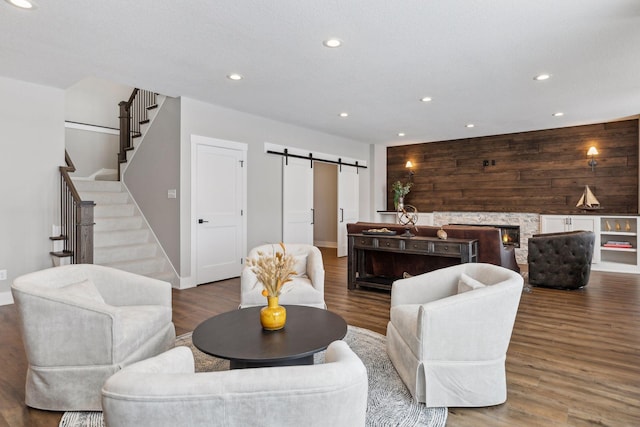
(392, 180, 412, 210)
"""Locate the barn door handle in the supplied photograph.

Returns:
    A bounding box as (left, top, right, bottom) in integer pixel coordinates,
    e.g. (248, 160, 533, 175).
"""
(311, 209, 315, 225)
(198, 219, 209, 224)
(340, 208, 344, 223)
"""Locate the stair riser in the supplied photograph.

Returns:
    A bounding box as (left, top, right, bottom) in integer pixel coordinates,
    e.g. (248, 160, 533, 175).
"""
(94, 216, 143, 232)
(72, 180, 123, 192)
(95, 204, 136, 218)
(78, 191, 129, 205)
(103, 258, 167, 276)
(94, 229, 150, 247)
(94, 244, 158, 264)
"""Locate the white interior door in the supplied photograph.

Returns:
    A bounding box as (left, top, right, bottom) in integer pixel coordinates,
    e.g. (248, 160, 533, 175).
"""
(337, 165, 359, 257)
(282, 157, 314, 244)
(194, 141, 246, 284)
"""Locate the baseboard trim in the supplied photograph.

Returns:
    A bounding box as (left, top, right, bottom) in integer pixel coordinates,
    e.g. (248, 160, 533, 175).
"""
(314, 240, 337, 248)
(0, 291, 14, 306)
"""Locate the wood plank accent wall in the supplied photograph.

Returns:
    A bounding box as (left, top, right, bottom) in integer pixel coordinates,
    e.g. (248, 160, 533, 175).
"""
(387, 119, 639, 214)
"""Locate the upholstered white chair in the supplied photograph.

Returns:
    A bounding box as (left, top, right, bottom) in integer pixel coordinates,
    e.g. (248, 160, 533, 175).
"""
(11, 264, 175, 411)
(240, 243, 326, 308)
(386, 263, 523, 407)
(102, 340, 368, 427)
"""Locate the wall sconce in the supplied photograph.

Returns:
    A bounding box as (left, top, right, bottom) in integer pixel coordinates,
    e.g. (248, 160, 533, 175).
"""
(405, 161, 415, 180)
(587, 146, 598, 172)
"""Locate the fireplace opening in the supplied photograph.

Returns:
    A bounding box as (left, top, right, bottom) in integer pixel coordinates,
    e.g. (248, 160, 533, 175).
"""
(451, 224, 521, 248)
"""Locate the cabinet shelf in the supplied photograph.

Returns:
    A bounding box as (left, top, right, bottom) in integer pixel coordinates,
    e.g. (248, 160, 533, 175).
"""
(601, 246, 637, 253)
(601, 231, 637, 237)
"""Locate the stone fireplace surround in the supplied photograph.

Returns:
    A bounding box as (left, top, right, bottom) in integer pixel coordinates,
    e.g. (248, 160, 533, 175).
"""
(432, 212, 540, 265)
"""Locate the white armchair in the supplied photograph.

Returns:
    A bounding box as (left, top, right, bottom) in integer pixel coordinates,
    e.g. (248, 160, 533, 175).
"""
(240, 243, 326, 308)
(386, 263, 523, 407)
(102, 340, 368, 427)
(11, 264, 175, 411)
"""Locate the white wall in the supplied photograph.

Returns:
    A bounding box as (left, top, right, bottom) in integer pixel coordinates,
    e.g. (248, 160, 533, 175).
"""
(0, 76, 65, 301)
(65, 128, 119, 177)
(65, 77, 132, 128)
(371, 144, 389, 222)
(179, 97, 371, 285)
(65, 77, 133, 176)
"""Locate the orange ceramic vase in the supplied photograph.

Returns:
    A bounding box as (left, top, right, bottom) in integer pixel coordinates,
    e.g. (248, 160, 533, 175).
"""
(260, 296, 286, 331)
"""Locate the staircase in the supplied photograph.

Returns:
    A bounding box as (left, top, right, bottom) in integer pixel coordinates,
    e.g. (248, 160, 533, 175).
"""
(73, 179, 177, 285)
(53, 89, 176, 285)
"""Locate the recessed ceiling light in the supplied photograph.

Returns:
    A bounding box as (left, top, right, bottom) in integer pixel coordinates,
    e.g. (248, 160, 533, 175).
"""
(534, 73, 551, 81)
(227, 73, 243, 81)
(553, 112, 564, 117)
(323, 38, 343, 48)
(6, 0, 34, 9)
(420, 97, 432, 103)
(465, 123, 475, 128)
(398, 132, 406, 137)
(339, 112, 349, 118)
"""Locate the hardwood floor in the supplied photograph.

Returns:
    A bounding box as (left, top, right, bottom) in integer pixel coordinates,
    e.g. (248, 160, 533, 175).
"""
(1, 247, 639, 426)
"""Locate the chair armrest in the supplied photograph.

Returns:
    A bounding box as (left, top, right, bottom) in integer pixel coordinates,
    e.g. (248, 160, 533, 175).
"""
(390, 264, 466, 307)
(240, 265, 259, 293)
(306, 246, 325, 294)
(12, 289, 117, 366)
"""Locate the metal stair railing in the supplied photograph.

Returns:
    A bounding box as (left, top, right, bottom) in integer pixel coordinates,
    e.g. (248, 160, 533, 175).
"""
(118, 89, 157, 177)
(52, 150, 95, 264)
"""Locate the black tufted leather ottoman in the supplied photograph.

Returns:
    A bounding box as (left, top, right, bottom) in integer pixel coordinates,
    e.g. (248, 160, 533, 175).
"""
(527, 231, 595, 289)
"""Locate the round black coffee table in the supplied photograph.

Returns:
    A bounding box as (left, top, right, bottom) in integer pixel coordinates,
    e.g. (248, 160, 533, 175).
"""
(192, 305, 347, 369)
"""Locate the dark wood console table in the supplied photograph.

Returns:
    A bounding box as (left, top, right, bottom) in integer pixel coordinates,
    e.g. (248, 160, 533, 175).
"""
(347, 233, 478, 290)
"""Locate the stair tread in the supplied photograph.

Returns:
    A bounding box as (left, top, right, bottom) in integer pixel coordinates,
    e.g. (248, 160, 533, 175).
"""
(95, 242, 157, 251)
(50, 251, 73, 257)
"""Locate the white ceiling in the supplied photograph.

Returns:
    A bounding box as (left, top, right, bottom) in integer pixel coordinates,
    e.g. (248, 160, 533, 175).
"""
(1, 0, 639, 145)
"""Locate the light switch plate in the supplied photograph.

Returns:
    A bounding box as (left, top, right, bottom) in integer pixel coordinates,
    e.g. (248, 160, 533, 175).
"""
(0, 270, 7, 281)
(168, 189, 177, 199)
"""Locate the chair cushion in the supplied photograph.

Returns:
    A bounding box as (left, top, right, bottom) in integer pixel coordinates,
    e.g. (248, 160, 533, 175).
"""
(277, 278, 321, 305)
(292, 255, 308, 278)
(390, 304, 421, 356)
(457, 273, 486, 294)
(114, 305, 172, 362)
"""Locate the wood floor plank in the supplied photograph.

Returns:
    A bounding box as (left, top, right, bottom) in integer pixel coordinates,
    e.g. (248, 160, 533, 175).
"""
(1, 246, 639, 426)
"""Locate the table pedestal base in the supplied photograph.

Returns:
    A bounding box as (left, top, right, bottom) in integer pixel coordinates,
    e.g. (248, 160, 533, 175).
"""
(231, 354, 314, 369)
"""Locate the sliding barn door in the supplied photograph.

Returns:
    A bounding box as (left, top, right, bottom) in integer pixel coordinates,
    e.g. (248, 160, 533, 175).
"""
(337, 165, 359, 257)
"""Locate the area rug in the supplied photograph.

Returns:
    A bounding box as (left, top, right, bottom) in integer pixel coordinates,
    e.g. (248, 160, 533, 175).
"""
(60, 326, 447, 427)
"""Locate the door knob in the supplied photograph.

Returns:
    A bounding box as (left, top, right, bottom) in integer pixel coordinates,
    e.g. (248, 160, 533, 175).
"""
(198, 219, 209, 224)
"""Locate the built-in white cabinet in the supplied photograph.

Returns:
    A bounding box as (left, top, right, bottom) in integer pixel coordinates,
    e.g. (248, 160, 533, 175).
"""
(540, 215, 601, 263)
(540, 214, 640, 273)
(540, 215, 598, 234)
(596, 215, 639, 273)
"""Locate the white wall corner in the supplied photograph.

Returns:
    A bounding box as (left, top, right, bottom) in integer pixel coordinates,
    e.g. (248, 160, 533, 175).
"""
(0, 291, 14, 306)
